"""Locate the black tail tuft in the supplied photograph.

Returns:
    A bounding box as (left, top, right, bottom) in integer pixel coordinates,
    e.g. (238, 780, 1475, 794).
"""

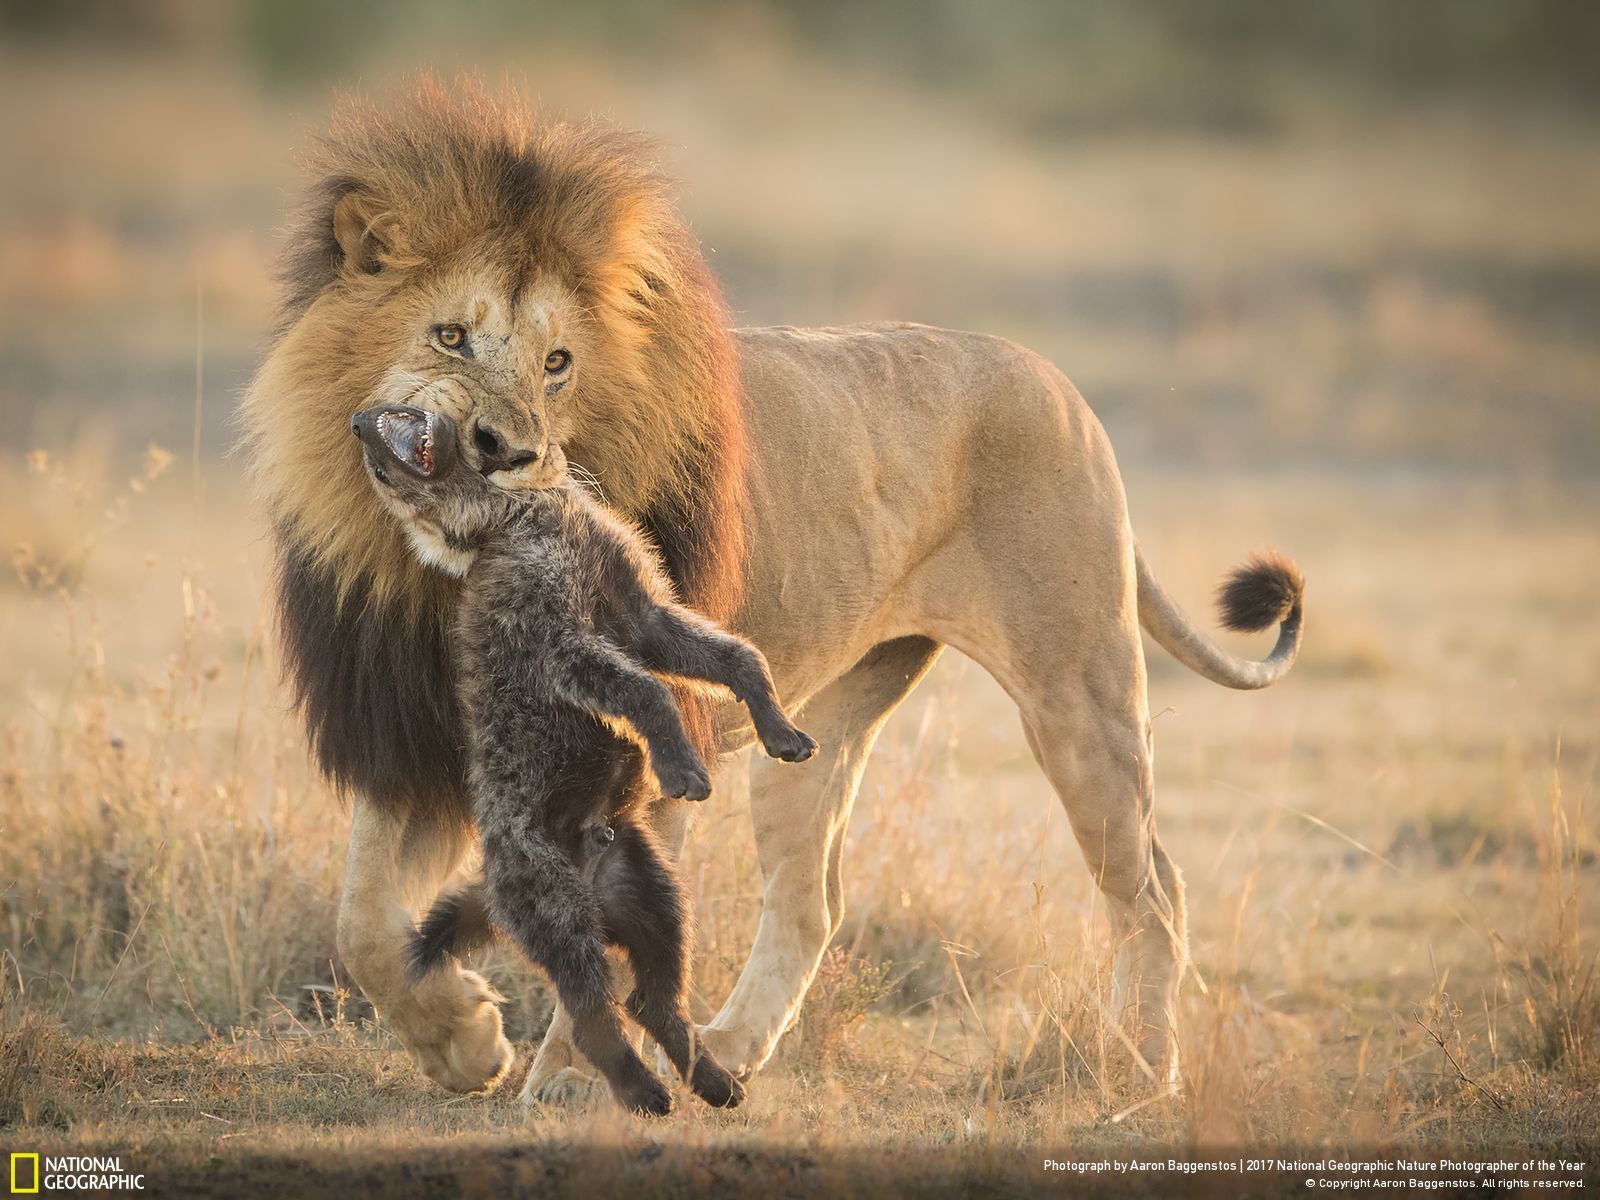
(407, 881, 496, 983)
(1216, 550, 1305, 633)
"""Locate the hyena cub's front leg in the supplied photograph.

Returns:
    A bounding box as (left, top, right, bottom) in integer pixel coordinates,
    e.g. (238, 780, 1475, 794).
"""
(634, 605, 818, 764)
(554, 635, 713, 801)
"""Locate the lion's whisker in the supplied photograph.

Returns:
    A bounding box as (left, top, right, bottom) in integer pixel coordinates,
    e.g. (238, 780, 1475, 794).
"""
(567, 463, 608, 504)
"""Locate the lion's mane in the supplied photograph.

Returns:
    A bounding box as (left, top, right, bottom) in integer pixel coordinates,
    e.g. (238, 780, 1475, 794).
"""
(240, 81, 748, 819)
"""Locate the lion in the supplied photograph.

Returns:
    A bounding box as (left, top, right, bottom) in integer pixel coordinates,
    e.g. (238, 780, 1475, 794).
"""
(239, 80, 1304, 1102)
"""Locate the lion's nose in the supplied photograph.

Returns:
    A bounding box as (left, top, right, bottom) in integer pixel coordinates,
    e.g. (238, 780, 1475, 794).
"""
(473, 417, 542, 474)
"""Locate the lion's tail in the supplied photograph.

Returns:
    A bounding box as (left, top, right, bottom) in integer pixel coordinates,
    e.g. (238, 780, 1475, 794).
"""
(407, 877, 497, 981)
(1135, 545, 1305, 691)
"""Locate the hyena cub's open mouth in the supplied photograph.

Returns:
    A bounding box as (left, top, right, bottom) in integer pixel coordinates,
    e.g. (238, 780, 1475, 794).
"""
(352, 405, 450, 482)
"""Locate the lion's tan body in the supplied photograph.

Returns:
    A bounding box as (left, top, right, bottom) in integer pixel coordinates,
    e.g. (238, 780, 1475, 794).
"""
(244, 85, 1303, 1103)
(653, 320, 1174, 1083)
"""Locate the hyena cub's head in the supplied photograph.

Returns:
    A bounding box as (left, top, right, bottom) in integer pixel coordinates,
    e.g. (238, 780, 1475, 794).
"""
(351, 405, 525, 576)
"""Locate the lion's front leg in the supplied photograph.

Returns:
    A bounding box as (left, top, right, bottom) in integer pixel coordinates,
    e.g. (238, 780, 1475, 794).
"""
(698, 637, 940, 1079)
(518, 975, 638, 1109)
(338, 796, 514, 1094)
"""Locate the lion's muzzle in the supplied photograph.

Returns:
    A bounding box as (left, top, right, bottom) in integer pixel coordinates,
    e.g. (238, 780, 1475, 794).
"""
(479, 427, 569, 492)
(471, 416, 546, 475)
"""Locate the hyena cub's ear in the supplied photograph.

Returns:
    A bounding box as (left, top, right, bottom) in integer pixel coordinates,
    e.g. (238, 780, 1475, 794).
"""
(331, 189, 419, 276)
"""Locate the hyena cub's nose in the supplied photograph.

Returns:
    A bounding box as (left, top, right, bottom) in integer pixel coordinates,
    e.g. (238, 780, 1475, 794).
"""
(351, 411, 371, 437)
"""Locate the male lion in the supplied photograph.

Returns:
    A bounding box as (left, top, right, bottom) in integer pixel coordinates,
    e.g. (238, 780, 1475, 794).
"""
(240, 82, 1304, 1101)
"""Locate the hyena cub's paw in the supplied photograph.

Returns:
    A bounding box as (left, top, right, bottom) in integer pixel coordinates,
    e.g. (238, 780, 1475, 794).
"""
(760, 721, 818, 764)
(654, 753, 712, 802)
(614, 1060, 675, 1118)
(689, 1054, 746, 1109)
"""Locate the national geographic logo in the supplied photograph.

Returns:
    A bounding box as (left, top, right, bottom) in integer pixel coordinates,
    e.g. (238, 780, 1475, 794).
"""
(9, 1154, 38, 1194)
(8, 1154, 145, 1192)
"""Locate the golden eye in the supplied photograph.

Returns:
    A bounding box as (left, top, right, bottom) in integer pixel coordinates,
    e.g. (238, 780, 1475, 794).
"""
(436, 324, 467, 350)
(544, 349, 571, 374)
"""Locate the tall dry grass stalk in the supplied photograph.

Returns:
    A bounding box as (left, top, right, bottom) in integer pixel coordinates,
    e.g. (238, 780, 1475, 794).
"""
(1508, 759, 1595, 1074)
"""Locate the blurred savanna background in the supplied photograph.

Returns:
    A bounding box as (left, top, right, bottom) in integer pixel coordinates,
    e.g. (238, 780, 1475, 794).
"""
(1, 1, 1597, 1193)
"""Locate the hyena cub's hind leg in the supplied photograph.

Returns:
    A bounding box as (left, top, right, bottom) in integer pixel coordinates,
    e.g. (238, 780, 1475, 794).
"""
(598, 821, 745, 1108)
(410, 851, 675, 1116)
(489, 845, 676, 1117)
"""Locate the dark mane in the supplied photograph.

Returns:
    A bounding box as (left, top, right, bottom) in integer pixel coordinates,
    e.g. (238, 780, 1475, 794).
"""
(275, 541, 472, 821)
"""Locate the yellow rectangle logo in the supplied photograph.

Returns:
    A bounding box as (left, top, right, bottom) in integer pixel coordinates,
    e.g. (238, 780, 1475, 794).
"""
(10, 1152, 40, 1194)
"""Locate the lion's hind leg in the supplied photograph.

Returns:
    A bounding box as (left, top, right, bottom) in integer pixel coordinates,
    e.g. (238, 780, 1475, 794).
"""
(1018, 702, 1186, 1086)
(956, 614, 1186, 1082)
(952, 556, 1187, 1083)
(908, 404, 1189, 1085)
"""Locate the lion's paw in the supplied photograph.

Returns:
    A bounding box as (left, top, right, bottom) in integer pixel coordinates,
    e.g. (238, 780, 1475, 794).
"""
(402, 970, 515, 1094)
(520, 1064, 610, 1109)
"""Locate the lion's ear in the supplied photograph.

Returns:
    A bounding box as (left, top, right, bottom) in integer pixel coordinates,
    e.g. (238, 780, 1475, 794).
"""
(331, 191, 410, 276)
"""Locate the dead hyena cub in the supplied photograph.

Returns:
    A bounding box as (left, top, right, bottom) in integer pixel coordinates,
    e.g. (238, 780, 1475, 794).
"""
(352, 404, 815, 1116)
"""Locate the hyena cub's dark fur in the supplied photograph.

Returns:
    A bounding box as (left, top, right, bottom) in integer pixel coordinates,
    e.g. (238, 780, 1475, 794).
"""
(352, 404, 816, 1116)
